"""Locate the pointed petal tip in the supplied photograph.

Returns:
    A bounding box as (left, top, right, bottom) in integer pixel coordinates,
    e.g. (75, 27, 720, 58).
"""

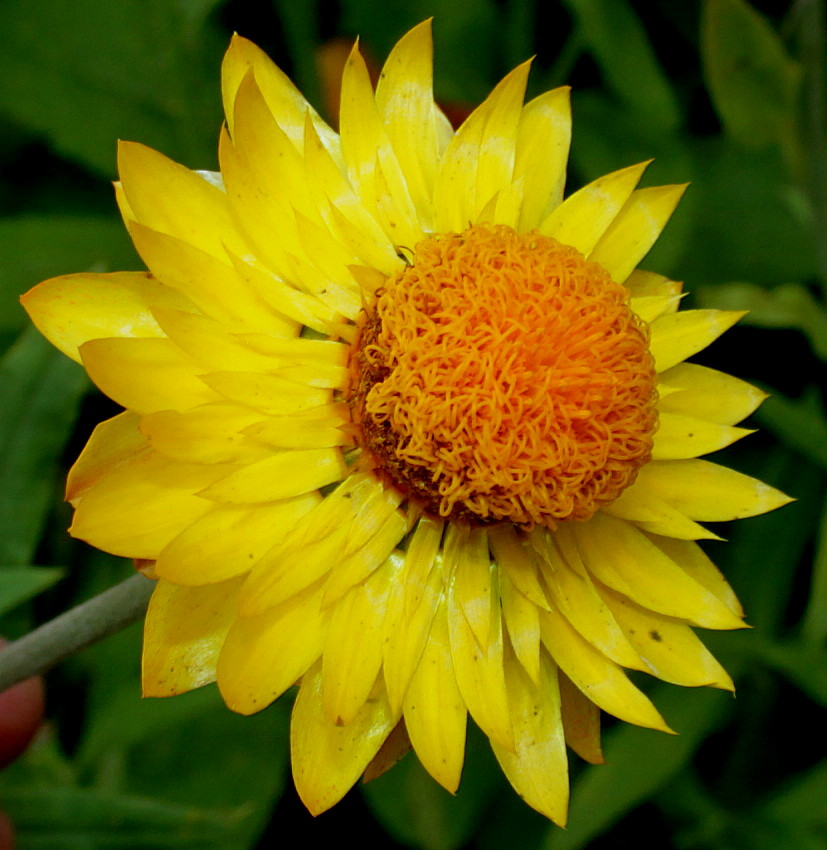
(227, 32, 257, 54)
(756, 484, 797, 514)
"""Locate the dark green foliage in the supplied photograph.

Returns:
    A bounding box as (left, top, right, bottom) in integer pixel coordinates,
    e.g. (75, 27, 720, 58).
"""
(0, 1, 824, 847)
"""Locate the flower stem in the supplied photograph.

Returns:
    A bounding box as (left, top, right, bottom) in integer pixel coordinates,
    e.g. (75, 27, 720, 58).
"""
(0, 573, 155, 693)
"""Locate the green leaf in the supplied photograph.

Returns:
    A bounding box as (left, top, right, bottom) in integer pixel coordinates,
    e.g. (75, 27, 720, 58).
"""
(755, 640, 827, 708)
(665, 768, 827, 850)
(71, 677, 290, 848)
(716, 447, 822, 635)
(561, 0, 681, 132)
(702, 0, 801, 149)
(0, 0, 224, 177)
(0, 215, 139, 350)
(77, 684, 290, 808)
(0, 328, 88, 566)
(545, 685, 735, 850)
(765, 759, 827, 830)
(696, 281, 827, 361)
(0, 784, 252, 849)
(752, 390, 827, 471)
(0, 567, 65, 616)
(677, 142, 816, 287)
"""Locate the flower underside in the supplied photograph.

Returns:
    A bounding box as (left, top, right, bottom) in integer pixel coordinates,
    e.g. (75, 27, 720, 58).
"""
(352, 224, 658, 527)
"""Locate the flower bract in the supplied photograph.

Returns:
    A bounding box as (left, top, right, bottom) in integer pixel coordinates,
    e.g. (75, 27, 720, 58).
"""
(22, 21, 792, 824)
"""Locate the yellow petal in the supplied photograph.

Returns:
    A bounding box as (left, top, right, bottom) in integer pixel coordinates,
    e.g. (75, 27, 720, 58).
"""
(234, 333, 350, 373)
(142, 576, 241, 696)
(140, 402, 268, 464)
(243, 406, 350, 450)
(489, 524, 550, 611)
(321, 507, 409, 606)
(649, 309, 745, 373)
(240, 524, 350, 617)
(291, 661, 398, 815)
(118, 141, 247, 261)
(570, 513, 745, 629)
(147, 309, 281, 373)
(224, 101, 362, 320)
(539, 161, 650, 255)
(114, 180, 135, 227)
(217, 580, 327, 715)
(199, 448, 345, 504)
(403, 600, 467, 794)
(630, 293, 683, 323)
(70, 450, 227, 559)
(322, 559, 396, 726)
(228, 252, 342, 336)
(324, 204, 401, 280)
(515, 87, 572, 230)
(292, 212, 364, 318)
(155, 494, 320, 586)
(500, 567, 542, 684)
(531, 528, 646, 670)
(226, 88, 359, 323)
(558, 669, 603, 765)
(201, 371, 331, 415)
(652, 411, 754, 460)
(130, 223, 293, 335)
(66, 412, 148, 501)
(218, 108, 309, 271)
(589, 183, 688, 283)
(599, 585, 734, 690)
(491, 650, 569, 826)
(375, 20, 443, 229)
(383, 518, 445, 713)
(445, 525, 492, 649)
(625, 269, 683, 300)
(433, 62, 531, 231)
(80, 337, 217, 415)
(646, 535, 743, 619)
(538, 602, 671, 732)
(602, 482, 721, 541)
(238, 472, 397, 616)
(636, 459, 794, 522)
(21, 272, 166, 364)
(447, 574, 514, 752)
(233, 75, 320, 229)
(338, 42, 420, 246)
(221, 34, 342, 164)
(658, 362, 767, 426)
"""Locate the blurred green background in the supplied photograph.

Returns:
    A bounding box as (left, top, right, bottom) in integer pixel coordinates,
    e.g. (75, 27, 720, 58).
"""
(1, 0, 826, 847)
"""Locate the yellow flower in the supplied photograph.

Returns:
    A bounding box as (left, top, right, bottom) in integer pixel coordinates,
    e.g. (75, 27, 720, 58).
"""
(22, 21, 790, 824)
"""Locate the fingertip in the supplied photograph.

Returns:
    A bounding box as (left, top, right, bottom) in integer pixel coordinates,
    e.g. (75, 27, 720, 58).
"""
(0, 642, 45, 769)
(0, 809, 15, 850)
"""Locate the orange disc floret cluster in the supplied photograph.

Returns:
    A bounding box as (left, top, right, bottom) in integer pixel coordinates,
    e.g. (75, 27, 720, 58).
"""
(351, 224, 659, 528)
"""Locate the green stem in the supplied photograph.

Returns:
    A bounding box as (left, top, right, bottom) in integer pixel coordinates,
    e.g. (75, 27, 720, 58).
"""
(0, 573, 155, 692)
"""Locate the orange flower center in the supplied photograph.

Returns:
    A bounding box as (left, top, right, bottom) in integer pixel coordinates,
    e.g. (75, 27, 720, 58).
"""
(350, 224, 658, 528)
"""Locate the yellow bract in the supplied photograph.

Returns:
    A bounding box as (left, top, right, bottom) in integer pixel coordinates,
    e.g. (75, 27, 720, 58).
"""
(21, 19, 792, 826)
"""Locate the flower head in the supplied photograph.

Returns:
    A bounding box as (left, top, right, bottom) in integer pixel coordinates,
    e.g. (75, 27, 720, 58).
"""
(22, 21, 791, 824)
